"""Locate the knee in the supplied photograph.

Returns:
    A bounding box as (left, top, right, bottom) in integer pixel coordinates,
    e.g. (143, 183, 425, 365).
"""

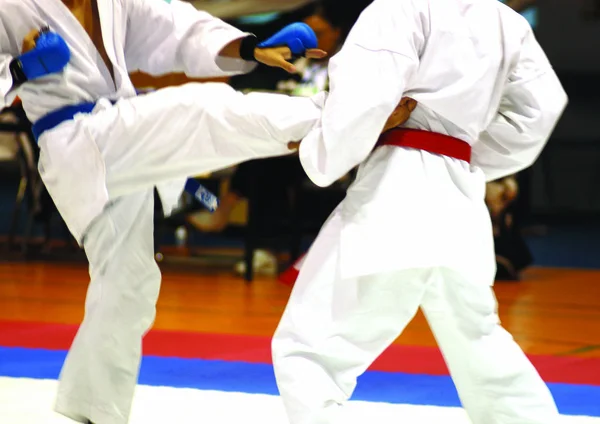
(133, 263, 161, 320)
(454, 309, 500, 339)
(98, 262, 161, 324)
(445, 284, 500, 339)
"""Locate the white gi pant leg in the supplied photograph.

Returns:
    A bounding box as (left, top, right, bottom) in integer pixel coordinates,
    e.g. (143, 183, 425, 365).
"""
(272, 211, 431, 424)
(421, 269, 559, 423)
(55, 189, 160, 424)
(272, 212, 559, 424)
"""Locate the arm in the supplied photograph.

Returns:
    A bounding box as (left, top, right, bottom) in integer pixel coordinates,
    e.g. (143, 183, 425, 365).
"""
(298, 0, 423, 187)
(0, 54, 13, 109)
(125, 0, 255, 77)
(472, 29, 568, 182)
(0, 20, 14, 108)
(1, 25, 71, 108)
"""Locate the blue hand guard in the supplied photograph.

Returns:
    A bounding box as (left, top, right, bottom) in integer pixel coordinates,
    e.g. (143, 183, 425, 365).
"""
(19, 31, 71, 81)
(258, 23, 318, 56)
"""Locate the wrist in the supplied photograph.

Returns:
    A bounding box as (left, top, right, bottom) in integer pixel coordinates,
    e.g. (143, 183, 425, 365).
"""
(9, 57, 27, 87)
(239, 35, 259, 62)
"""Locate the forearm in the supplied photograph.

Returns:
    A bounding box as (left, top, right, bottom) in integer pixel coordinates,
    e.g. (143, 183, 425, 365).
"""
(217, 35, 260, 61)
(218, 37, 246, 59)
(0, 56, 13, 107)
(178, 28, 256, 78)
(173, 15, 256, 77)
(472, 134, 536, 182)
(299, 96, 398, 187)
(125, 0, 254, 77)
(0, 18, 12, 107)
(299, 45, 414, 187)
(473, 72, 567, 182)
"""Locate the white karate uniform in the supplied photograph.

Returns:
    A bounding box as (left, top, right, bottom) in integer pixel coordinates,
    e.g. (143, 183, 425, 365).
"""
(272, 1, 568, 423)
(1, 0, 322, 422)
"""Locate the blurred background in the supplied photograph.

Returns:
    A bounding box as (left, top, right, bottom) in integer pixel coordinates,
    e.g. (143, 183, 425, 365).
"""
(1, 0, 599, 281)
(2, 2, 600, 421)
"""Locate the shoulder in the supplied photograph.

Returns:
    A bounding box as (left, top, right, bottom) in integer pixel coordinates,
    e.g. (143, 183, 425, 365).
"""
(347, 0, 428, 55)
(496, 0, 533, 37)
(358, 0, 429, 38)
(0, 0, 37, 37)
(0, 0, 31, 15)
(363, 0, 426, 19)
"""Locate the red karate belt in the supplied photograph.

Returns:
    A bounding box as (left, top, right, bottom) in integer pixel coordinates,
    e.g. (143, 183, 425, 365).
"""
(378, 128, 471, 163)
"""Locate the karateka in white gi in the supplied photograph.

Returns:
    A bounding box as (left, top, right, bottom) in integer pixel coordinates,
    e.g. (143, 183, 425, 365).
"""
(271, 0, 568, 423)
(0, 0, 331, 422)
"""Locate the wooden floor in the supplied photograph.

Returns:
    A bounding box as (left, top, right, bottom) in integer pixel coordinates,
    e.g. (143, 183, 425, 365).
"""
(1, 261, 600, 358)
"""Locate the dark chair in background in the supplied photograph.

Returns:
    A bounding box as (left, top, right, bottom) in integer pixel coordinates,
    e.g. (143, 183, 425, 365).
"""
(241, 163, 350, 282)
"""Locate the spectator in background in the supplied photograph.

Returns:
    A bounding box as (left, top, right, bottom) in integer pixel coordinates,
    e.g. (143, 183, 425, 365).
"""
(186, 0, 369, 275)
(486, 175, 533, 280)
(276, 0, 360, 96)
(504, 0, 537, 15)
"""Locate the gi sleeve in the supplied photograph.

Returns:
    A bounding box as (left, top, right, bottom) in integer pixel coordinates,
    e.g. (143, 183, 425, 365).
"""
(124, 0, 255, 78)
(0, 20, 15, 108)
(472, 28, 568, 182)
(298, 0, 424, 187)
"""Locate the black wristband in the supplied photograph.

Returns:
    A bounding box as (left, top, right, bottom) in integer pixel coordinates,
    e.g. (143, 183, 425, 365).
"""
(239, 35, 259, 62)
(9, 58, 27, 87)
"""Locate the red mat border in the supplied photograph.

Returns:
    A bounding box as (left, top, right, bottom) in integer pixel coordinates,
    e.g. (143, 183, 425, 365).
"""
(1, 320, 598, 385)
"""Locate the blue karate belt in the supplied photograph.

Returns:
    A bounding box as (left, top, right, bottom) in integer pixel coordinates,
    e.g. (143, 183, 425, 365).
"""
(32, 102, 220, 212)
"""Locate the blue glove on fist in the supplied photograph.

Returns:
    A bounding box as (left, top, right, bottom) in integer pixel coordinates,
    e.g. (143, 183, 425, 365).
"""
(10, 29, 71, 86)
(239, 22, 319, 62)
(258, 23, 318, 56)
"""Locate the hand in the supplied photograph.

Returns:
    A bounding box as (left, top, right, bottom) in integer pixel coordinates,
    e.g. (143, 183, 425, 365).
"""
(12, 28, 70, 87)
(22, 29, 41, 54)
(254, 47, 327, 74)
(382, 97, 418, 134)
(287, 96, 417, 151)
